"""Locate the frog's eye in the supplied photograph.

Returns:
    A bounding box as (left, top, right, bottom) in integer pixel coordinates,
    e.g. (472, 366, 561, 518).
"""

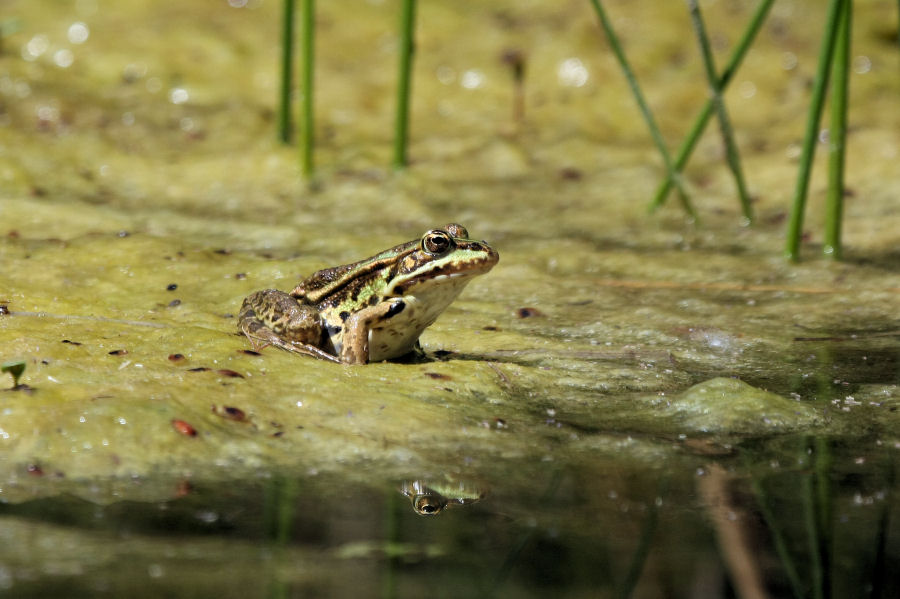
(421, 230, 454, 256)
(413, 496, 446, 515)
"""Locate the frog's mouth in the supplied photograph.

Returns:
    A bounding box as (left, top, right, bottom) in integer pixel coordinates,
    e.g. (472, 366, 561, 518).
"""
(391, 268, 478, 298)
(394, 249, 499, 294)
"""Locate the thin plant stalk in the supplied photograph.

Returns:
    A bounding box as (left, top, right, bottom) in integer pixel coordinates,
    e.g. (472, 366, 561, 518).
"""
(501, 50, 526, 126)
(813, 437, 834, 599)
(489, 471, 562, 594)
(802, 451, 825, 599)
(299, 0, 315, 178)
(748, 475, 805, 599)
(869, 460, 894, 597)
(382, 489, 400, 598)
(687, 0, 753, 222)
(589, 0, 696, 219)
(278, 0, 295, 144)
(261, 476, 297, 598)
(615, 478, 666, 599)
(393, 0, 417, 170)
(824, 0, 852, 259)
(784, 0, 846, 261)
(275, 477, 298, 545)
(651, 0, 775, 211)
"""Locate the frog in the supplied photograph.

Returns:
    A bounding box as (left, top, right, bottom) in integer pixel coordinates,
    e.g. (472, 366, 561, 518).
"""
(399, 479, 487, 515)
(238, 224, 499, 365)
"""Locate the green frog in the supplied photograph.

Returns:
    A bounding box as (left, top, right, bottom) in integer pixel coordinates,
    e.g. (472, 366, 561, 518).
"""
(238, 224, 498, 364)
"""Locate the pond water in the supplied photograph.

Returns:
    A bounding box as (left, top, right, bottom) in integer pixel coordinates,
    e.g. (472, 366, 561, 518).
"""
(0, 434, 897, 598)
(2, 0, 899, 597)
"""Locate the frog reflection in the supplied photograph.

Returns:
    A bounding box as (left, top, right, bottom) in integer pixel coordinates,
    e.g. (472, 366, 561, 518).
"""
(399, 480, 486, 516)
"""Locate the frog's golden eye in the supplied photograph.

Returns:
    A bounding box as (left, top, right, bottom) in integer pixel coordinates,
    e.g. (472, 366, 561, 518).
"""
(421, 230, 454, 256)
(413, 495, 446, 515)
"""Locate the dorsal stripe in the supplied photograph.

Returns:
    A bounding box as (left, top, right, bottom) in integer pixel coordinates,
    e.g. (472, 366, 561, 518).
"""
(303, 242, 417, 303)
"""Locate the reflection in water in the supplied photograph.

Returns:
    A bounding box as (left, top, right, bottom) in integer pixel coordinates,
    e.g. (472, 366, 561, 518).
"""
(399, 479, 486, 515)
(0, 450, 896, 597)
(699, 464, 768, 599)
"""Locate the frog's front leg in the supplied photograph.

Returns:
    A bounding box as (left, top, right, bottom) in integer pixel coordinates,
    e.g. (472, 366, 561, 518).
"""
(238, 289, 340, 363)
(340, 299, 408, 365)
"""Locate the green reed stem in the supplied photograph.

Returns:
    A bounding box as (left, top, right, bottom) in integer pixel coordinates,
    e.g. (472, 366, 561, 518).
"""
(813, 437, 834, 599)
(802, 446, 825, 599)
(393, 0, 417, 170)
(651, 0, 775, 212)
(489, 470, 562, 595)
(615, 477, 666, 599)
(824, 0, 852, 260)
(784, 0, 846, 261)
(278, 0, 295, 144)
(276, 477, 299, 545)
(688, 0, 753, 222)
(870, 460, 894, 598)
(589, 0, 696, 219)
(382, 488, 400, 598)
(299, 0, 315, 178)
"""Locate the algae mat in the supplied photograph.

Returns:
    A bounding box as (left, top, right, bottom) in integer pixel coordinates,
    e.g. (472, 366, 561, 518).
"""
(1, 0, 899, 501)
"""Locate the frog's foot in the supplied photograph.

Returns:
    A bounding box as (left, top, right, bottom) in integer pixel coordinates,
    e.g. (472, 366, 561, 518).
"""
(238, 290, 341, 363)
(409, 341, 429, 362)
(238, 318, 275, 351)
(238, 290, 340, 362)
(277, 338, 341, 362)
(241, 320, 340, 363)
(243, 331, 272, 353)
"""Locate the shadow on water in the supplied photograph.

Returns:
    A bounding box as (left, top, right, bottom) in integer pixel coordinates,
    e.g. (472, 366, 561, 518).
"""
(0, 437, 897, 599)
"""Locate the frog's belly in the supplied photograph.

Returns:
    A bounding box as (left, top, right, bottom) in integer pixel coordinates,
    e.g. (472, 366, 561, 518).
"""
(367, 329, 420, 362)
(367, 305, 434, 362)
(324, 302, 432, 362)
(329, 279, 473, 362)
(368, 291, 464, 362)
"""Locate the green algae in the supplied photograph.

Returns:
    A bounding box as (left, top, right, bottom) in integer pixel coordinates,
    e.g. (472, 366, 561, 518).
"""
(664, 377, 822, 434)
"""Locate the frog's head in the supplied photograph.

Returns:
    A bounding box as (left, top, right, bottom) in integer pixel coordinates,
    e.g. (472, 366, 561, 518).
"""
(292, 224, 498, 317)
(387, 224, 499, 298)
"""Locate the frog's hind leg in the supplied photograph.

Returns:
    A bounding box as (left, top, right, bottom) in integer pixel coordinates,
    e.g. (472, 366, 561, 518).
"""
(241, 323, 339, 362)
(238, 290, 340, 363)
